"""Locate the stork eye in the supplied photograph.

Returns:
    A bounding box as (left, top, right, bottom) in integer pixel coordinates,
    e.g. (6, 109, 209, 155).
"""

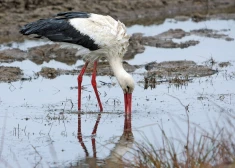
(127, 86, 130, 91)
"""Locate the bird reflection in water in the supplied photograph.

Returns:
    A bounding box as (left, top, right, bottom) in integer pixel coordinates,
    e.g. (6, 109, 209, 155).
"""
(77, 112, 133, 167)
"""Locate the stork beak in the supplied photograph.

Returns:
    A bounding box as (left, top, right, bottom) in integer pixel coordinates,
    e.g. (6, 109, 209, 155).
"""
(124, 93, 132, 113)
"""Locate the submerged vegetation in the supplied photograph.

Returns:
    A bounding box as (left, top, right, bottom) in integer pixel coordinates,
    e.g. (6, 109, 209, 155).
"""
(127, 107, 235, 168)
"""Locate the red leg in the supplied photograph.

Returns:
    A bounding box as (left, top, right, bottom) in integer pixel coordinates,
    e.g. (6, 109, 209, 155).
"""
(123, 112, 133, 140)
(124, 94, 127, 113)
(77, 113, 89, 156)
(91, 61, 103, 112)
(124, 93, 132, 113)
(124, 113, 132, 132)
(91, 115, 100, 158)
(77, 62, 89, 111)
(92, 113, 101, 135)
(91, 113, 101, 158)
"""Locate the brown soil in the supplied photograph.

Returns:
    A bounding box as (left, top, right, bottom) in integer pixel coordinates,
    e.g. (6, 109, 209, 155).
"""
(0, 44, 81, 65)
(218, 62, 232, 68)
(0, 0, 235, 43)
(0, 66, 23, 82)
(190, 29, 234, 41)
(40, 67, 59, 79)
(0, 48, 27, 63)
(39, 61, 138, 79)
(142, 60, 218, 89)
(134, 28, 233, 50)
(145, 60, 217, 78)
(28, 44, 81, 65)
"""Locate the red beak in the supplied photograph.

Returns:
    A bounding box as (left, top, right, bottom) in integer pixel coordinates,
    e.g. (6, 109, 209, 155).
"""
(124, 93, 132, 113)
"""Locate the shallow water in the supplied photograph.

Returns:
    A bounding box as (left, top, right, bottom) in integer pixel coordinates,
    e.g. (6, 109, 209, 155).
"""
(0, 39, 52, 51)
(0, 19, 235, 167)
(128, 19, 235, 64)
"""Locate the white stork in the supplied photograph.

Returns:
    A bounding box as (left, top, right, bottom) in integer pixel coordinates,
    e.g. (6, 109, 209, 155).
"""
(20, 12, 134, 113)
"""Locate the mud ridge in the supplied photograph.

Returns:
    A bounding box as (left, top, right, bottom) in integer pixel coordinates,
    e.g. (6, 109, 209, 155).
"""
(0, 66, 23, 82)
(0, 0, 235, 43)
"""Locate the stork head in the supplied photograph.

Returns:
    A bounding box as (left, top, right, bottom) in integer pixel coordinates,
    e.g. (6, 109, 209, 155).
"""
(120, 73, 135, 94)
(118, 72, 134, 113)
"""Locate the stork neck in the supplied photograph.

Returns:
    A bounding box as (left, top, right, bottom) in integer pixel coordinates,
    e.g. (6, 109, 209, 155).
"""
(108, 56, 127, 80)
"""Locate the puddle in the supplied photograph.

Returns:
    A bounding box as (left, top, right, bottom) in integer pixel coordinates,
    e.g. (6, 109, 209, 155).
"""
(0, 19, 235, 167)
(128, 19, 235, 65)
(127, 19, 235, 36)
(0, 39, 52, 51)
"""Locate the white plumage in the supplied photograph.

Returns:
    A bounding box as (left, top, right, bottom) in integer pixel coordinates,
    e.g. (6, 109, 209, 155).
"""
(69, 13, 130, 64)
(70, 14, 129, 46)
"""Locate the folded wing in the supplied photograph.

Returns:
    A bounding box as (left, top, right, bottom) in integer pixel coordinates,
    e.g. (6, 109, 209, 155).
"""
(20, 12, 100, 51)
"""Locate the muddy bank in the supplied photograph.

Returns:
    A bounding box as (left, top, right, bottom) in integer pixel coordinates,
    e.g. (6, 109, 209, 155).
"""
(131, 28, 233, 50)
(39, 60, 217, 79)
(126, 28, 234, 59)
(0, 59, 220, 83)
(191, 29, 234, 41)
(0, 44, 80, 64)
(145, 60, 217, 77)
(218, 61, 232, 68)
(39, 61, 138, 79)
(0, 48, 27, 63)
(0, 0, 235, 43)
(142, 60, 218, 89)
(28, 44, 81, 65)
(0, 66, 23, 82)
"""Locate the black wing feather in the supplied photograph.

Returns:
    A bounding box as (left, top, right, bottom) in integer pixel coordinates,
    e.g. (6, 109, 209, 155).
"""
(56, 12, 90, 19)
(19, 12, 99, 51)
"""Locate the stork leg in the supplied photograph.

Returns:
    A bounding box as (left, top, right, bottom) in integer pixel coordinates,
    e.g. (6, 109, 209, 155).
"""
(77, 113, 89, 156)
(91, 113, 101, 158)
(78, 62, 89, 111)
(124, 93, 132, 113)
(91, 61, 103, 112)
(124, 94, 127, 112)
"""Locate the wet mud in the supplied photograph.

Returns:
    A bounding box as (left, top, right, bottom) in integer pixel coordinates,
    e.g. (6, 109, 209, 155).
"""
(190, 29, 234, 41)
(130, 28, 233, 52)
(145, 60, 217, 77)
(0, 66, 23, 82)
(39, 61, 138, 79)
(39, 67, 59, 79)
(0, 0, 235, 43)
(0, 44, 81, 65)
(141, 60, 219, 89)
(219, 61, 232, 68)
(0, 48, 27, 63)
(0, 59, 220, 83)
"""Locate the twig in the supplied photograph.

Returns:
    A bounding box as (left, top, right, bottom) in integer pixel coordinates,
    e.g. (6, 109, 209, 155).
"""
(48, 123, 53, 135)
(99, 80, 112, 86)
(31, 145, 42, 168)
(18, 124, 19, 139)
(68, 99, 74, 110)
(52, 86, 60, 95)
(9, 83, 16, 92)
(165, 93, 190, 166)
(165, 93, 189, 112)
